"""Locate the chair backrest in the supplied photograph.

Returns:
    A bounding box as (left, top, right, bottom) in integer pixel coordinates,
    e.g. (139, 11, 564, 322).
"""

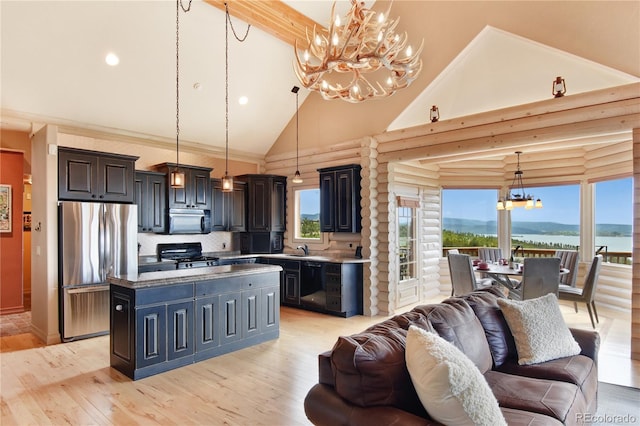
(478, 247, 502, 262)
(521, 257, 561, 300)
(581, 255, 603, 302)
(448, 253, 476, 296)
(555, 250, 579, 287)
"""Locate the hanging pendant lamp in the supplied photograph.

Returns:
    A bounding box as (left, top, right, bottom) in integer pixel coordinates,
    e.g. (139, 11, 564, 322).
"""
(221, 3, 250, 192)
(291, 86, 303, 184)
(170, 0, 191, 188)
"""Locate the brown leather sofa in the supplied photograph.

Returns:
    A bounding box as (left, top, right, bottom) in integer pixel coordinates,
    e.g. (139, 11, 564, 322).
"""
(304, 287, 599, 425)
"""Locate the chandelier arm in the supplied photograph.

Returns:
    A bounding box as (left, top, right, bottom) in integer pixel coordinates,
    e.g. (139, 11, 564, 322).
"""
(178, 0, 192, 13)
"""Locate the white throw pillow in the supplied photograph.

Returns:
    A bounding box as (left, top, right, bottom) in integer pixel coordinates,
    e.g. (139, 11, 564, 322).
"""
(405, 325, 506, 426)
(497, 293, 581, 365)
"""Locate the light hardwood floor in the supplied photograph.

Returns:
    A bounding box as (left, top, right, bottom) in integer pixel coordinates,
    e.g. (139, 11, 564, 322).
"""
(1, 297, 638, 426)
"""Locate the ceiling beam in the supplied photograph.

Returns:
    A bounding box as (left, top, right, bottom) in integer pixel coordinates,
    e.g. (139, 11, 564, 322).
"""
(203, 0, 323, 47)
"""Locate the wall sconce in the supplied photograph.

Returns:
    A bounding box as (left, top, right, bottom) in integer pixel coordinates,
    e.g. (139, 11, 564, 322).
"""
(552, 76, 566, 98)
(429, 105, 440, 122)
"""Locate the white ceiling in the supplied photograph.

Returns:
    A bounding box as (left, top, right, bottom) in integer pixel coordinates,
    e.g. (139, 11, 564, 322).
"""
(1, 1, 638, 158)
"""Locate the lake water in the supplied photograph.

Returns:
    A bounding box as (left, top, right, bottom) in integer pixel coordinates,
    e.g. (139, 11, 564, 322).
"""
(513, 234, 631, 252)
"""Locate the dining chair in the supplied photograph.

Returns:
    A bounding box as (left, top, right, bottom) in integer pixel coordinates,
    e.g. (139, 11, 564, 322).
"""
(558, 255, 603, 328)
(447, 253, 494, 296)
(477, 247, 503, 263)
(508, 257, 561, 301)
(554, 250, 579, 287)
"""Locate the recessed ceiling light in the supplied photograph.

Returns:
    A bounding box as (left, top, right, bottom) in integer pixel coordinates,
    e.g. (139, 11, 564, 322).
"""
(105, 52, 119, 66)
(238, 96, 248, 105)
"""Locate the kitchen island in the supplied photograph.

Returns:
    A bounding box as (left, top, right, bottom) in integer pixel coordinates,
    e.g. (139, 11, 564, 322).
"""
(108, 263, 281, 380)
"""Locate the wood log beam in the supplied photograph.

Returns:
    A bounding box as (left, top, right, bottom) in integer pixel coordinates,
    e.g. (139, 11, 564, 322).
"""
(376, 83, 640, 165)
(203, 0, 323, 47)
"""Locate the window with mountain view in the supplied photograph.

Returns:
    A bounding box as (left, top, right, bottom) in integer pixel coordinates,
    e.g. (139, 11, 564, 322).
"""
(510, 184, 580, 252)
(294, 188, 321, 241)
(441, 189, 499, 248)
(595, 177, 632, 264)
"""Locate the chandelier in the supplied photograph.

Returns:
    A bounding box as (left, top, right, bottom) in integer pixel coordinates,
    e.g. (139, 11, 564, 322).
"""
(293, 0, 423, 103)
(497, 151, 543, 211)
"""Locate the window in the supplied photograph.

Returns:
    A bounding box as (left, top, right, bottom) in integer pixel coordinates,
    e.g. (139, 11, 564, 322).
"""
(510, 184, 579, 251)
(293, 188, 321, 241)
(441, 189, 499, 249)
(398, 202, 417, 281)
(595, 177, 632, 264)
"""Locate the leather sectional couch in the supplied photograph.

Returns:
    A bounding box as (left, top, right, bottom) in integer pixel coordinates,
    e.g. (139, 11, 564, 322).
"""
(304, 287, 599, 425)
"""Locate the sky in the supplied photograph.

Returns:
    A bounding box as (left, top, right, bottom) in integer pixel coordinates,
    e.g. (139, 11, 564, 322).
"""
(300, 188, 320, 215)
(442, 177, 632, 225)
(300, 177, 632, 225)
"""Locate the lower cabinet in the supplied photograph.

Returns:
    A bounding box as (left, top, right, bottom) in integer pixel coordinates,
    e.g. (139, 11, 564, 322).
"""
(259, 258, 363, 318)
(265, 259, 301, 306)
(110, 271, 280, 380)
(324, 263, 363, 318)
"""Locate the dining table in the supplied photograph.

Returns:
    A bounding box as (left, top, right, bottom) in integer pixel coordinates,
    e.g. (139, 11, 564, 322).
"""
(474, 263, 570, 292)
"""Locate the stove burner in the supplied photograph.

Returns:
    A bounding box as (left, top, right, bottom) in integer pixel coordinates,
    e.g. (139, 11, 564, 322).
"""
(157, 243, 219, 269)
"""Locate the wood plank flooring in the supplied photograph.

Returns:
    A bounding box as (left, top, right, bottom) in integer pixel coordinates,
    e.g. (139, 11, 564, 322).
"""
(1, 297, 638, 425)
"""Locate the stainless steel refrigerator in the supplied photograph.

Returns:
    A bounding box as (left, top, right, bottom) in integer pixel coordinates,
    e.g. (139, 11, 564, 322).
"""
(58, 201, 138, 341)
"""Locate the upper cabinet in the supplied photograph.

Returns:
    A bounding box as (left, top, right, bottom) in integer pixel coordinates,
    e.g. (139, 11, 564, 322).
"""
(211, 179, 246, 232)
(134, 171, 166, 233)
(318, 164, 362, 233)
(237, 175, 286, 232)
(154, 163, 212, 211)
(58, 147, 138, 203)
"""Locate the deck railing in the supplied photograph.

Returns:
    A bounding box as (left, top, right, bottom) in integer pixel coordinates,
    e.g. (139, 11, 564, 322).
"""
(443, 247, 631, 265)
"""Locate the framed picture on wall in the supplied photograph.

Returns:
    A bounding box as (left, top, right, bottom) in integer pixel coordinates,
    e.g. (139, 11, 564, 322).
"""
(0, 184, 11, 233)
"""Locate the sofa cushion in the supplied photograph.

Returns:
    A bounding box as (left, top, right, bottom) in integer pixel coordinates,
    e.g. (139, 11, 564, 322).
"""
(498, 294, 581, 365)
(405, 326, 506, 426)
(484, 370, 587, 423)
(458, 289, 517, 368)
(330, 320, 427, 416)
(413, 299, 493, 373)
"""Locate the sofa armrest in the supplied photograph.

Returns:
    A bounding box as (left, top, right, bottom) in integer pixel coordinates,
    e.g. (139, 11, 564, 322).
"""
(304, 383, 440, 426)
(570, 328, 600, 364)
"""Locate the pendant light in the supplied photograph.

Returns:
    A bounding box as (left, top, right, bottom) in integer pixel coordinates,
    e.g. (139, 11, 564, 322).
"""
(291, 85, 303, 184)
(221, 3, 250, 192)
(170, 0, 185, 188)
(220, 3, 233, 192)
(170, 0, 191, 188)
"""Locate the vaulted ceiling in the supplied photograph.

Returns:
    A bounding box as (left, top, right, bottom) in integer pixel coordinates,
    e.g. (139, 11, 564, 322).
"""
(2, 1, 639, 162)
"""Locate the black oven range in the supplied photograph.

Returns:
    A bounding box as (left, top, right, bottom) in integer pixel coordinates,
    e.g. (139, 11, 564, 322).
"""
(157, 242, 219, 269)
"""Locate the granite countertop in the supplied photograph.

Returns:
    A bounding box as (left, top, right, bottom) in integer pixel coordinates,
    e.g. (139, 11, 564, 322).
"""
(110, 263, 282, 289)
(261, 254, 370, 264)
(137, 252, 371, 268)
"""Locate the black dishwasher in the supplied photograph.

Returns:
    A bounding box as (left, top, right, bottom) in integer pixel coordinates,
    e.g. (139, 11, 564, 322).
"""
(300, 261, 325, 310)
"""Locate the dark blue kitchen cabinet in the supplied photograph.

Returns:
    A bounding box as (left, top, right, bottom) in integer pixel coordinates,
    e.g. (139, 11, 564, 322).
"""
(110, 268, 280, 380)
(134, 171, 166, 233)
(318, 164, 362, 233)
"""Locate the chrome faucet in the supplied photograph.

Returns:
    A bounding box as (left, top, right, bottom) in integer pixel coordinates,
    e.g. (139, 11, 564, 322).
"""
(296, 244, 309, 256)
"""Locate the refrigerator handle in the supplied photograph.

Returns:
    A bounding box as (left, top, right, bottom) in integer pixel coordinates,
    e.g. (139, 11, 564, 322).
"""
(100, 206, 106, 281)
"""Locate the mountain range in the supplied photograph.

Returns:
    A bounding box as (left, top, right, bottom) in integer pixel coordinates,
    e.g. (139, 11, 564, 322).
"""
(443, 218, 631, 237)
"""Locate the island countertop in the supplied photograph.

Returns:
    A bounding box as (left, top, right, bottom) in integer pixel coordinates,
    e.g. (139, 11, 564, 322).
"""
(108, 263, 282, 289)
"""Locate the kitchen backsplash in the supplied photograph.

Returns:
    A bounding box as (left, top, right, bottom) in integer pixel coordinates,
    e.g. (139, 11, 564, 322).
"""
(137, 232, 232, 256)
